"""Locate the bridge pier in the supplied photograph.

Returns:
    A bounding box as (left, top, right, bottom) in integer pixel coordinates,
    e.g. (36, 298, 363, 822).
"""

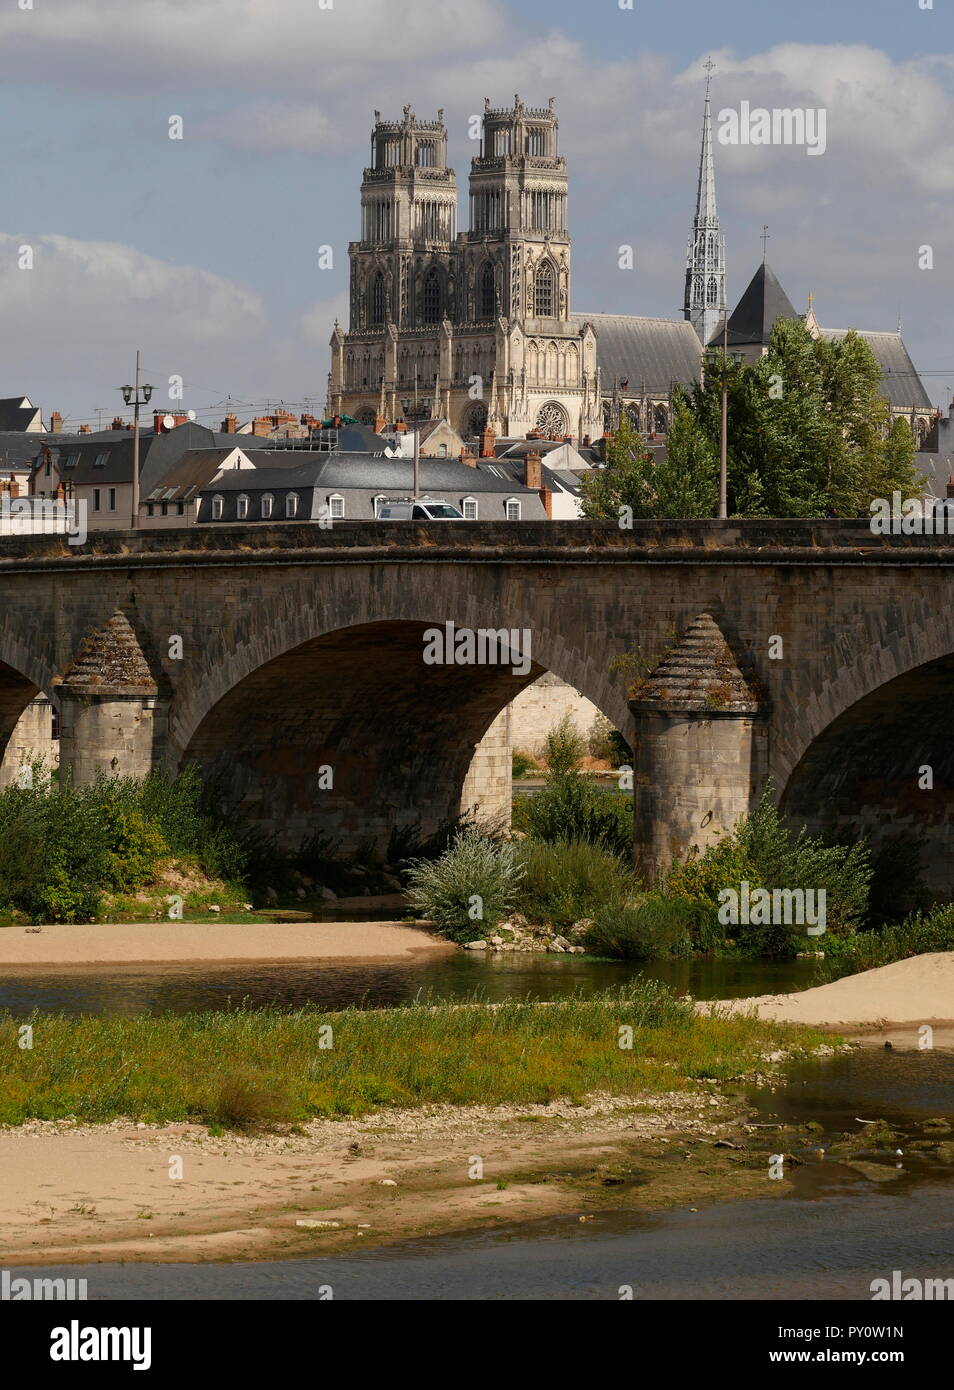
(53, 612, 162, 786)
(630, 614, 768, 883)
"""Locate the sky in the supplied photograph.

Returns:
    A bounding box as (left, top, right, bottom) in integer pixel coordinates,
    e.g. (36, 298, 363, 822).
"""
(0, 0, 950, 427)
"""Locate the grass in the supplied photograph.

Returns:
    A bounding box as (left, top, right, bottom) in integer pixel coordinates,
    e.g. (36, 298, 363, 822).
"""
(0, 982, 830, 1129)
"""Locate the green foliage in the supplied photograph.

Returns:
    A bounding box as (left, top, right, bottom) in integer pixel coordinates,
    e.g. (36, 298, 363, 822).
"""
(514, 838, 636, 929)
(511, 749, 538, 779)
(586, 713, 632, 764)
(404, 829, 524, 942)
(100, 808, 168, 891)
(583, 893, 708, 960)
(513, 716, 633, 857)
(579, 412, 655, 520)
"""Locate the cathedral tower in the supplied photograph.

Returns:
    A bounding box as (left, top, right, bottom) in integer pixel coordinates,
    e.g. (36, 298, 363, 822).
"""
(461, 95, 570, 327)
(350, 106, 457, 334)
(684, 65, 726, 348)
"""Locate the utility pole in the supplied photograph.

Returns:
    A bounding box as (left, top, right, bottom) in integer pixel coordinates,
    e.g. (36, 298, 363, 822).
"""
(719, 300, 729, 520)
(121, 351, 153, 530)
(413, 421, 421, 501)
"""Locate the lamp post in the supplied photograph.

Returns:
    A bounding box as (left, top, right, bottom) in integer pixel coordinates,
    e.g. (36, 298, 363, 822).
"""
(121, 351, 153, 529)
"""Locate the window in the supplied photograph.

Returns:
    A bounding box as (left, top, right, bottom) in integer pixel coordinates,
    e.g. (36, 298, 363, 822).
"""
(534, 262, 554, 316)
(94, 451, 109, 468)
(160, 501, 168, 517)
(416, 140, 436, 167)
(438, 444, 447, 458)
(211, 495, 224, 520)
(146, 501, 155, 517)
(422, 268, 441, 323)
(373, 495, 385, 515)
(526, 127, 546, 155)
(463, 497, 478, 520)
(505, 498, 521, 521)
(261, 493, 273, 519)
(93, 488, 101, 512)
(371, 272, 386, 325)
(65, 452, 80, 469)
(108, 488, 116, 512)
(707, 276, 719, 307)
(286, 492, 299, 519)
(329, 494, 345, 519)
(237, 494, 249, 520)
(176, 501, 185, 516)
(480, 261, 496, 317)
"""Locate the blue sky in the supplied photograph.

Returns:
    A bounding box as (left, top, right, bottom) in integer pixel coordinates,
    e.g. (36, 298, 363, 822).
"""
(0, 0, 950, 426)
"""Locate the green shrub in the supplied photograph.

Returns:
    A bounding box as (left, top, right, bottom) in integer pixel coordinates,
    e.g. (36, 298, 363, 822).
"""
(404, 829, 524, 942)
(816, 902, 954, 980)
(514, 838, 636, 929)
(542, 716, 586, 773)
(512, 749, 538, 780)
(586, 714, 633, 765)
(583, 894, 705, 960)
(101, 808, 168, 891)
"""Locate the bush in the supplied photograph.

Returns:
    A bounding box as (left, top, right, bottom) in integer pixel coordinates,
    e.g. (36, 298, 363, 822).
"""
(583, 894, 705, 960)
(587, 713, 633, 765)
(404, 829, 524, 942)
(542, 716, 586, 773)
(512, 749, 538, 780)
(514, 838, 636, 929)
(101, 808, 168, 891)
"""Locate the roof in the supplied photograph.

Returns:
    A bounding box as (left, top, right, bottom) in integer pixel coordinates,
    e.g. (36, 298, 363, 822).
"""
(478, 457, 582, 496)
(569, 314, 703, 392)
(717, 262, 798, 348)
(0, 396, 42, 432)
(818, 329, 933, 410)
(0, 431, 47, 472)
(197, 450, 540, 496)
(145, 448, 247, 503)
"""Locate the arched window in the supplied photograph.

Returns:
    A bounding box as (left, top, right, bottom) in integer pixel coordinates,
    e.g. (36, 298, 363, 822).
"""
(286, 492, 299, 519)
(416, 140, 435, 167)
(422, 268, 442, 323)
(371, 272, 386, 325)
(535, 261, 554, 317)
(261, 493, 273, 519)
(237, 494, 249, 520)
(480, 262, 496, 318)
(462, 497, 478, 520)
(654, 405, 668, 433)
(211, 495, 224, 520)
(707, 276, 719, 307)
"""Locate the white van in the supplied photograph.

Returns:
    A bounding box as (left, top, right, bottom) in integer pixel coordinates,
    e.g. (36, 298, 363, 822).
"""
(375, 499, 465, 520)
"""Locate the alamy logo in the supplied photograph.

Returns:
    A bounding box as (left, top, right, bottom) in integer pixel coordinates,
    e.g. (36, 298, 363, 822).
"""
(2, 1270, 87, 1300)
(869, 494, 954, 535)
(50, 1321, 151, 1370)
(718, 881, 827, 935)
(718, 102, 827, 156)
(0, 494, 87, 544)
(422, 622, 531, 676)
(871, 1271, 954, 1300)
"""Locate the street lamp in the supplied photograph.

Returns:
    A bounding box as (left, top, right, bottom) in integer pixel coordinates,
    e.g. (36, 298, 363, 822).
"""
(120, 350, 153, 529)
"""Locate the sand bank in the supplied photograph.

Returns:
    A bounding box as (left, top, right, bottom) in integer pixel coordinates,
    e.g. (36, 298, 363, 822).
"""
(706, 951, 954, 1035)
(0, 920, 453, 968)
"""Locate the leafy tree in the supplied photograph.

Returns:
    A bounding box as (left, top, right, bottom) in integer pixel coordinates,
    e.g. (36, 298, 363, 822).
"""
(579, 411, 655, 520)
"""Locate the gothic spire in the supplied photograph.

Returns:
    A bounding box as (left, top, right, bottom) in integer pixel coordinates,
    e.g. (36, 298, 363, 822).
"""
(684, 58, 726, 349)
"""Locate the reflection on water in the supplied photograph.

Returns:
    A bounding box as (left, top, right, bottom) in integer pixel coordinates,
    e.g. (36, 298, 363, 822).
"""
(0, 951, 818, 1018)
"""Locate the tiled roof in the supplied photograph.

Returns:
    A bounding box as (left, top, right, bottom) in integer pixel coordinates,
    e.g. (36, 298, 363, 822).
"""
(569, 313, 703, 393)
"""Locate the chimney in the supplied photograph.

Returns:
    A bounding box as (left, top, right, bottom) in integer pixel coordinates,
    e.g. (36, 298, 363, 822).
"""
(8, 478, 20, 499)
(946, 476, 954, 500)
(79, 424, 91, 433)
(111, 416, 125, 432)
(538, 486, 553, 519)
(251, 416, 272, 437)
(479, 425, 496, 458)
(524, 448, 543, 490)
(374, 413, 387, 435)
(50, 411, 62, 434)
(459, 447, 477, 467)
(222, 413, 238, 434)
(395, 421, 407, 433)
(582, 434, 590, 448)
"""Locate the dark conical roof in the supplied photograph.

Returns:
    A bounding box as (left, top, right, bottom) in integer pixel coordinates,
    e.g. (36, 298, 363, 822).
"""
(55, 611, 157, 696)
(629, 613, 766, 715)
(713, 261, 798, 348)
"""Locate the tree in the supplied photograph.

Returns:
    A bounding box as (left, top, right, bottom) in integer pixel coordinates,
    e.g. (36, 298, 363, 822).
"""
(579, 411, 656, 520)
(649, 391, 718, 517)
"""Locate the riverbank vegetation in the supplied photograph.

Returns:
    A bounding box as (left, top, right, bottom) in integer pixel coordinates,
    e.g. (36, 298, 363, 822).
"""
(0, 980, 830, 1128)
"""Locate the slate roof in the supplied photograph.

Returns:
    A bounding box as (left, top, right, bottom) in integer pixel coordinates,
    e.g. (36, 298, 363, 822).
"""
(818, 329, 933, 410)
(0, 431, 48, 472)
(194, 450, 540, 496)
(0, 396, 42, 432)
(715, 262, 798, 348)
(569, 314, 703, 392)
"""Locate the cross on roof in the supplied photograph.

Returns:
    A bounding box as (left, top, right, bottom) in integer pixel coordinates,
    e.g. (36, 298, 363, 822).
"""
(704, 56, 715, 98)
(761, 224, 770, 261)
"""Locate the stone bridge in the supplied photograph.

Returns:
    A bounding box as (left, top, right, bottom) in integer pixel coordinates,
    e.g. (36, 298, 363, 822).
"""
(1, 520, 952, 891)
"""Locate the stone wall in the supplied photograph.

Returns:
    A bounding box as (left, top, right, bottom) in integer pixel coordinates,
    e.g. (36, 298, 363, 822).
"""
(509, 672, 601, 757)
(0, 695, 58, 787)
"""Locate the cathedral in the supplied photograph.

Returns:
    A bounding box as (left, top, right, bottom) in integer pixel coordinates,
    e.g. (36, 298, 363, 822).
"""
(328, 86, 935, 450)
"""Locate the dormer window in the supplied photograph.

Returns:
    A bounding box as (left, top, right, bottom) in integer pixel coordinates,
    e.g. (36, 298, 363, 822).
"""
(329, 494, 345, 519)
(94, 451, 109, 467)
(211, 495, 224, 520)
(261, 493, 273, 519)
(237, 494, 249, 520)
(286, 492, 299, 519)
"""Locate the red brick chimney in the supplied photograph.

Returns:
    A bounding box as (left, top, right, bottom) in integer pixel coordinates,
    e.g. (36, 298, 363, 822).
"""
(222, 413, 238, 434)
(459, 447, 477, 467)
(251, 416, 272, 437)
(111, 416, 125, 432)
(479, 425, 496, 458)
(374, 413, 387, 435)
(153, 410, 190, 434)
(50, 411, 63, 434)
(79, 424, 91, 433)
(538, 486, 553, 518)
(524, 448, 543, 490)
